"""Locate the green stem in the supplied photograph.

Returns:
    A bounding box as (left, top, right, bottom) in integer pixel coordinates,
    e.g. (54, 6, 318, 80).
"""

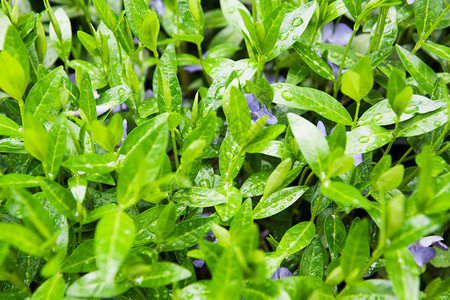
(352, 101, 361, 130)
(437, 140, 450, 155)
(374, 8, 388, 52)
(333, 27, 357, 98)
(171, 130, 180, 169)
(412, 3, 450, 54)
(381, 119, 399, 159)
(367, 8, 384, 54)
(395, 147, 413, 165)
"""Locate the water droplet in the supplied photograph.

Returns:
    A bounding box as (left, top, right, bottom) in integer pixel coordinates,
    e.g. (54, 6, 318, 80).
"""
(280, 32, 289, 41)
(209, 171, 214, 177)
(271, 203, 277, 208)
(292, 17, 303, 27)
(281, 90, 294, 101)
(387, 102, 392, 108)
(225, 152, 233, 159)
(331, 53, 339, 58)
(248, 61, 256, 68)
(237, 69, 244, 76)
(227, 8, 235, 13)
(405, 105, 418, 114)
(359, 136, 370, 143)
(230, 63, 235, 68)
(199, 179, 210, 188)
(372, 113, 383, 122)
(434, 121, 442, 127)
(280, 205, 285, 209)
(280, 46, 286, 53)
(276, 84, 283, 89)
(139, 220, 144, 224)
(118, 87, 126, 96)
(292, 35, 298, 40)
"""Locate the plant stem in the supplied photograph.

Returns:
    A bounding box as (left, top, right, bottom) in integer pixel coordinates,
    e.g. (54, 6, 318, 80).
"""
(352, 101, 361, 130)
(381, 119, 399, 159)
(171, 130, 179, 169)
(333, 28, 357, 98)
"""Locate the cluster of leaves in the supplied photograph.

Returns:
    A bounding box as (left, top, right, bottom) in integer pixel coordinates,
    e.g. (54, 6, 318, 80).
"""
(0, 0, 449, 299)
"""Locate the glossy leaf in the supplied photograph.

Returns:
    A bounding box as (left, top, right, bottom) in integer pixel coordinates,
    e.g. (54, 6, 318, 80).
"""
(133, 262, 192, 288)
(0, 223, 44, 257)
(62, 240, 96, 273)
(0, 174, 39, 188)
(45, 116, 67, 180)
(300, 235, 324, 278)
(385, 247, 420, 300)
(275, 84, 352, 124)
(341, 56, 373, 102)
(324, 214, 346, 260)
(94, 211, 136, 281)
(66, 271, 130, 298)
(31, 273, 65, 300)
(345, 124, 392, 155)
(293, 43, 335, 82)
(276, 221, 315, 256)
(398, 108, 448, 137)
(288, 113, 330, 179)
(39, 178, 77, 220)
(253, 186, 307, 219)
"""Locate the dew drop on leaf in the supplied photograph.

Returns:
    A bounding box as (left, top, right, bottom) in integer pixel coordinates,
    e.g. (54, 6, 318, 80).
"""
(281, 90, 294, 101)
(331, 53, 340, 58)
(280, 32, 289, 41)
(292, 17, 303, 27)
(405, 105, 418, 114)
(372, 113, 383, 122)
(358, 136, 370, 143)
(434, 121, 441, 127)
(276, 84, 283, 89)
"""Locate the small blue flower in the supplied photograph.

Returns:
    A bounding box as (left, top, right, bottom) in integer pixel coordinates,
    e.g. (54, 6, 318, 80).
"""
(245, 94, 278, 125)
(407, 0, 415, 4)
(151, 0, 165, 16)
(317, 121, 362, 166)
(270, 266, 293, 280)
(408, 236, 448, 267)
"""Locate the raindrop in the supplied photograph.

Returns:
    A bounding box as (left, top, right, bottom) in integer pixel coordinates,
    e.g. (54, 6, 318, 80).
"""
(280, 32, 289, 41)
(405, 105, 418, 114)
(434, 121, 442, 127)
(281, 90, 294, 101)
(225, 152, 233, 159)
(118, 88, 126, 96)
(199, 179, 210, 188)
(292, 35, 298, 40)
(331, 53, 339, 58)
(237, 69, 244, 76)
(372, 113, 383, 122)
(139, 220, 144, 224)
(276, 84, 283, 89)
(358, 136, 370, 143)
(280, 46, 286, 53)
(292, 17, 303, 27)
(387, 102, 392, 108)
(280, 205, 285, 209)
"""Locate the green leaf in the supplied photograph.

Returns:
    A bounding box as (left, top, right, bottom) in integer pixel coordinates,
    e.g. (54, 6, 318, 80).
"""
(39, 178, 77, 220)
(45, 116, 67, 180)
(77, 31, 98, 56)
(173, 187, 227, 207)
(341, 56, 373, 102)
(324, 214, 346, 260)
(62, 239, 96, 273)
(124, 0, 150, 38)
(31, 273, 65, 300)
(0, 114, 20, 136)
(341, 218, 370, 283)
(23, 113, 49, 162)
(345, 124, 392, 155)
(288, 113, 330, 179)
(62, 153, 116, 174)
(0, 223, 44, 257)
(276, 221, 315, 256)
(0, 174, 39, 188)
(10, 188, 54, 239)
(359, 96, 446, 126)
(262, 4, 286, 55)
(133, 262, 192, 288)
(183, 112, 216, 152)
(275, 84, 352, 124)
(95, 210, 136, 281)
(338, 279, 397, 299)
(423, 42, 450, 61)
(342, 0, 361, 19)
(66, 271, 130, 298)
(93, 0, 115, 29)
(140, 11, 159, 53)
(387, 214, 450, 251)
(300, 235, 324, 278)
(117, 114, 169, 209)
(0, 51, 27, 101)
(156, 44, 182, 113)
(413, 0, 442, 35)
(3, 25, 29, 84)
(398, 108, 448, 137)
(210, 248, 242, 300)
(49, 8, 71, 62)
(239, 172, 270, 197)
(266, 1, 317, 60)
(215, 184, 242, 221)
(396, 45, 438, 95)
(385, 247, 420, 300)
(374, 165, 404, 192)
(223, 86, 251, 146)
(79, 73, 97, 124)
(293, 43, 335, 82)
(253, 186, 308, 219)
(263, 158, 292, 197)
(321, 180, 375, 214)
(219, 134, 244, 180)
(387, 69, 413, 117)
(91, 114, 124, 152)
(161, 217, 216, 251)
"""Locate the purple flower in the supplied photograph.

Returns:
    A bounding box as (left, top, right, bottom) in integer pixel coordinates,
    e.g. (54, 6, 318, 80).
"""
(407, 0, 415, 4)
(408, 236, 448, 267)
(184, 52, 208, 73)
(118, 119, 127, 147)
(151, 0, 164, 16)
(317, 121, 362, 166)
(245, 94, 277, 125)
(270, 267, 293, 280)
(322, 22, 353, 79)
